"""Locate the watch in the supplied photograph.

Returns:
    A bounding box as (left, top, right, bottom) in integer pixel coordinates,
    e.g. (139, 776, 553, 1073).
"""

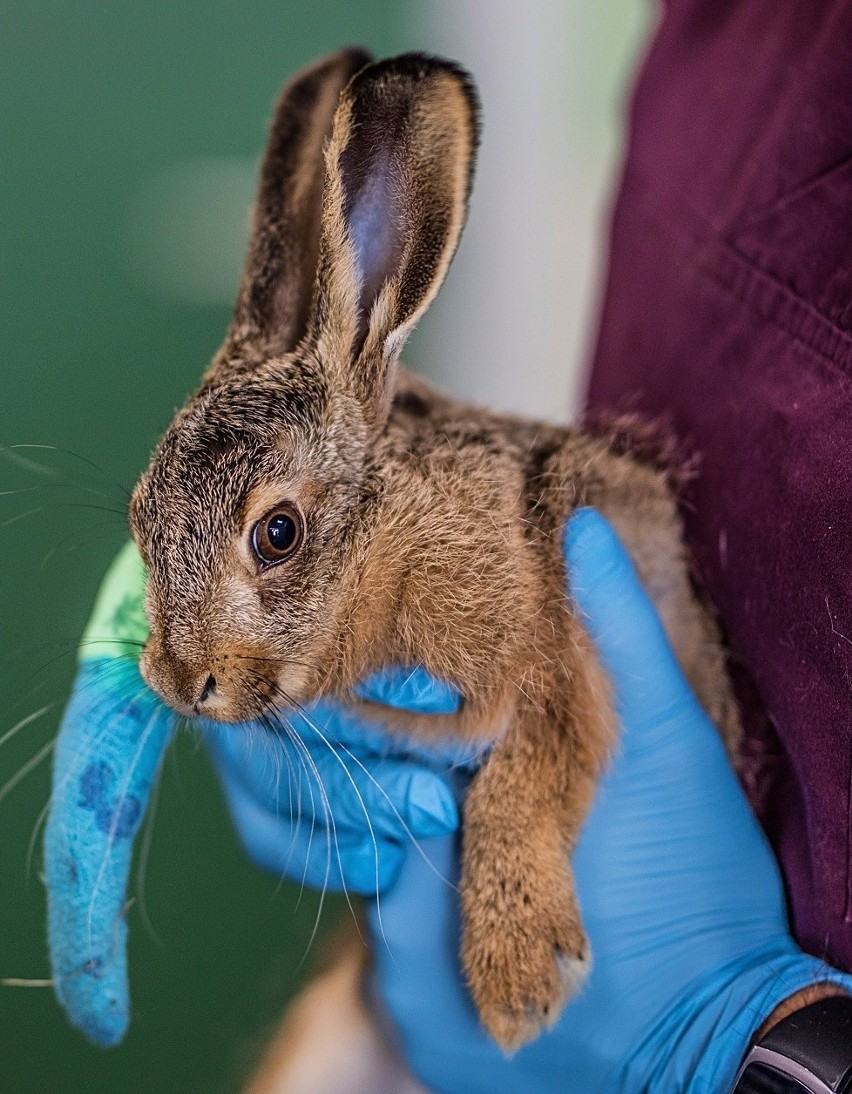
(732, 996, 852, 1093)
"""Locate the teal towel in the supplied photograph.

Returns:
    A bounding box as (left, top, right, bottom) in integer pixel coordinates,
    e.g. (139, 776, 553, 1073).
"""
(44, 656, 176, 1046)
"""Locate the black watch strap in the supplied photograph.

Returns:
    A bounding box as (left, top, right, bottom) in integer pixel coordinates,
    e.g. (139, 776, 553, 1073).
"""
(732, 996, 852, 1093)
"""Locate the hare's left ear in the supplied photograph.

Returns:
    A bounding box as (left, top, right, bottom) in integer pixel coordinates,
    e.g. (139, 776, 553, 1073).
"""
(219, 48, 373, 367)
(310, 54, 480, 417)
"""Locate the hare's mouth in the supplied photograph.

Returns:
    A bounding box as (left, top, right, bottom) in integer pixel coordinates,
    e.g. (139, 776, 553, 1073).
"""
(139, 642, 312, 724)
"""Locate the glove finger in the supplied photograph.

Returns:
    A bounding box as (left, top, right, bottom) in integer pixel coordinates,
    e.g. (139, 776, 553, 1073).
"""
(287, 698, 485, 772)
(216, 765, 407, 894)
(355, 666, 461, 714)
(366, 831, 460, 951)
(564, 508, 710, 745)
(44, 658, 177, 1047)
(206, 725, 459, 841)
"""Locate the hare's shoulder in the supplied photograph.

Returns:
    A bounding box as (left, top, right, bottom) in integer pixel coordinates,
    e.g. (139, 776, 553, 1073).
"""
(386, 372, 683, 522)
(388, 368, 569, 467)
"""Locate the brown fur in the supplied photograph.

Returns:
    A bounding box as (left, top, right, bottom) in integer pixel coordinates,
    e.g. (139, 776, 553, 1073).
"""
(129, 49, 740, 1059)
(243, 920, 425, 1094)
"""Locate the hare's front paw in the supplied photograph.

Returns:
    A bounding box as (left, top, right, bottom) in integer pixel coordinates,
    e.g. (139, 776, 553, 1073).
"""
(461, 858, 590, 1053)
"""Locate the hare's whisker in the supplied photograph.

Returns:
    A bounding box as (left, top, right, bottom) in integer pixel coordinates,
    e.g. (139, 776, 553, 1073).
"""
(278, 715, 365, 949)
(4, 443, 132, 502)
(277, 684, 458, 896)
(0, 480, 125, 507)
(26, 797, 52, 884)
(268, 717, 334, 966)
(265, 707, 321, 912)
(232, 653, 316, 671)
(255, 711, 301, 874)
(264, 684, 388, 952)
(0, 737, 56, 806)
(39, 521, 124, 570)
(135, 774, 165, 950)
(17, 646, 137, 699)
(0, 705, 54, 752)
(28, 676, 150, 885)
(85, 709, 159, 955)
(78, 638, 146, 649)
(254, 682, 363, 956)
(1, 501, 127, 528)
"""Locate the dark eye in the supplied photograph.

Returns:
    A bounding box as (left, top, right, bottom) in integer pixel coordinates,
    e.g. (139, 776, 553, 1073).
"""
(252, 506, 303, 566)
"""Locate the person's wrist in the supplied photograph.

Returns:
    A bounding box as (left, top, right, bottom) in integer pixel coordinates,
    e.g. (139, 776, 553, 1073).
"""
(733, 987, 852, 1094)
(621, 942, 852, 1093)
(756, 982, 849, 1041)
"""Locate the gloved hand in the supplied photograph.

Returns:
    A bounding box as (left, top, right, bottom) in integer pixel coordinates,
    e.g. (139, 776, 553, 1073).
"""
(47, 510, 852, 1086)
(203, 673, 474, 895)
(43, 543, 469, 1047)
(366, 509, 852, 1093)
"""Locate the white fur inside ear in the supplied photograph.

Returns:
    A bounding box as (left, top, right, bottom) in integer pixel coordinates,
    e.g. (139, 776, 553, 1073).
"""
(348, 152, 404, 301)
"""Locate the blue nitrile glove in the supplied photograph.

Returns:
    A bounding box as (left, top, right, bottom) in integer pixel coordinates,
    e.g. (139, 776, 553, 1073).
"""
(365, 509, 852, 1094)
(202, 678, 477, 896)
(44, 545, 469, 1047)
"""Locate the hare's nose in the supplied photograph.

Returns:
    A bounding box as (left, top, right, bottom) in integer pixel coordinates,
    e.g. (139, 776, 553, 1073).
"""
(174, 667, 217, 714)
(195, 673, 217, 706)
(140, 644, 220, 717)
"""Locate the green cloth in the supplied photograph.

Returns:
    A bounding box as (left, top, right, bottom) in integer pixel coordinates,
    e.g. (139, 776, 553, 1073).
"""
(80, 541, 148, 662)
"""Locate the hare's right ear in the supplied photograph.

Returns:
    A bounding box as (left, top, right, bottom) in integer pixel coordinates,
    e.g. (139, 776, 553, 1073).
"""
(310, 54, 480, 419)
(220, 47, 372, 364)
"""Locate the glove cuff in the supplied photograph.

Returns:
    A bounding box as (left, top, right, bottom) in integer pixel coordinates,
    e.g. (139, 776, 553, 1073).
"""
(621, 941, 852, 1093)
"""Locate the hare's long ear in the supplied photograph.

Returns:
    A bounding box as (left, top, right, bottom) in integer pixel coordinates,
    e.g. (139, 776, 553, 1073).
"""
(220, 47, 372, 364)
(311, 54, 480, 417)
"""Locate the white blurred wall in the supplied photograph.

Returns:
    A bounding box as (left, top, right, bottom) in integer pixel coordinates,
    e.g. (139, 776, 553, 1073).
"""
(410, 0, 652, 421)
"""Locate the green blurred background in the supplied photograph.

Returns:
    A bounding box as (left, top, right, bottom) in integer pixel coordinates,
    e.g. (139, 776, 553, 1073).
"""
(0, 3, 647, 1090)
(0, 5, 406, 1092)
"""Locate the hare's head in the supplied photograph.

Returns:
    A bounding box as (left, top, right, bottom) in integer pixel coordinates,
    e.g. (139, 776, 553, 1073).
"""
(129, 49, 479, 721)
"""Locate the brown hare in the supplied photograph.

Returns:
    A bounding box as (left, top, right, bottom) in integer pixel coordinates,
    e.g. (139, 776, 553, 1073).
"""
(127, 48, 739, 1085)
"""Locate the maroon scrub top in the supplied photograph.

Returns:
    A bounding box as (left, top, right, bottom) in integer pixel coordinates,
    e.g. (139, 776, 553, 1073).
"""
(586, 1, 852, 970)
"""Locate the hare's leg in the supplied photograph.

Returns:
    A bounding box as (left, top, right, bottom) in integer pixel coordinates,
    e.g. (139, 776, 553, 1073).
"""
(459, 633, 615, 1053)
(244, 923, 427, 1094)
